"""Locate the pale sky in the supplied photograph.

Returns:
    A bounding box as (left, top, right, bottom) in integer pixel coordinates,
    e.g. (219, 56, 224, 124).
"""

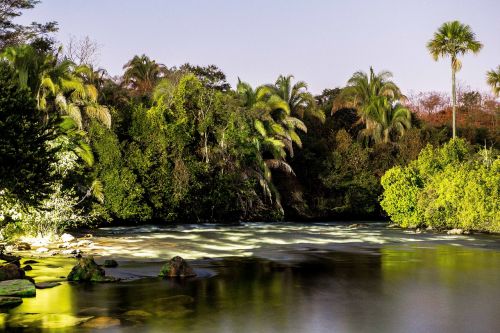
(17, 0, 500, 95)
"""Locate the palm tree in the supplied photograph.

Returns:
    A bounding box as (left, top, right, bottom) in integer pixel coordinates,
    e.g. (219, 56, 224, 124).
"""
(270, 75, 325, 122)
(1, 45, 111, 130)
(486, 66, 500, 97)
(236, 79, 298, 212)
(427, 21, 483, 138)
(335, 67, 406, 139)
(237, 78, 307, 157)
(122, 54, 168, 97)
(361, 97, 412, 143)
(335, 67, 404, 117)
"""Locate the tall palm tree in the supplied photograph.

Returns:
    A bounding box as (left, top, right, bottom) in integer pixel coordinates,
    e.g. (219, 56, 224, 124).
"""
(486, 66, 500, 97)
(122, 54, 168, 97)
(362, 97, 412, 143)
(270, 75, 325, 122)
(427, 21, 483, 138)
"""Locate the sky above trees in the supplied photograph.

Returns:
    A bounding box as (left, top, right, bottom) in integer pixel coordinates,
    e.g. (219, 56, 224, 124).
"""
(16, 0, 500, 94)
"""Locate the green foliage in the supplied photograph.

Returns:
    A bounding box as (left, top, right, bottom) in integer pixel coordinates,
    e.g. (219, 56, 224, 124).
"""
(89, 121, 151, 221)
(319, 130, 380, 214)
(381, 139, 499, 232)
(0, 0, 58, 50)
(0, 61, 59, 207)
(334, 67, 411, 145)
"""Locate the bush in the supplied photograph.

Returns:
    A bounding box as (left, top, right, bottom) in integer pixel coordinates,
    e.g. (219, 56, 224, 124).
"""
(381, 139, 499, 232)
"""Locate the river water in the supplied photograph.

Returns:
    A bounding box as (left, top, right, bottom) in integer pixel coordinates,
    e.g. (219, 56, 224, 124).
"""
(2, 222, 500, 332)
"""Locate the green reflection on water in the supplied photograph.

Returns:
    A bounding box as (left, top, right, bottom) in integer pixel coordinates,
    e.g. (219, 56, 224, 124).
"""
(381, 245, 500, 285)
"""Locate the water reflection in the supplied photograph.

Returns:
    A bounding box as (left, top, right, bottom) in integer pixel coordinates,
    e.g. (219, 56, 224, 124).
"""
(2, 223, 499, 332)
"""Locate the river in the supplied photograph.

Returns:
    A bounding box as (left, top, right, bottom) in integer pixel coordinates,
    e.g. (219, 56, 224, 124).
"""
(2, 222, 500, 332)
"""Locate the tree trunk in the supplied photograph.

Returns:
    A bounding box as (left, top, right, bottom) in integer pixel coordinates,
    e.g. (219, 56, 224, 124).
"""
(451, 62, 457, 139)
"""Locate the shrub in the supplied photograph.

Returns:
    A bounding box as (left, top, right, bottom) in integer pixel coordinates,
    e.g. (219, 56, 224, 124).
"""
(381, 139, 499, 232)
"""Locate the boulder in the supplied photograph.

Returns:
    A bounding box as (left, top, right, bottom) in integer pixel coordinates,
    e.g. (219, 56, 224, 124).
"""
(23, 260, 38, 265)
(0, 263, 25, 281)
(447, 228, 464, 235)
(22, 265, 32, 271)
(103, 260, 118, 268)
(13, 242, 31, 251)
(36, 247, 49, 253)
(76, 240, 93, 247)
(61, 249, 80, 256)
(81, 317, 121, 329)
(159, 256, 196, 278)
(0, 279, 36, 297)
(0, 296, 23, 308)
(60, 233, 75, 243)
(0, 252, 21, 266)
(35, 282, 61, 289)
(67, 256, 106, 282)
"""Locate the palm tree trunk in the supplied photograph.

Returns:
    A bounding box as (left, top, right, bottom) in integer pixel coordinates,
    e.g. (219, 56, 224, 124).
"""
(451, 62, 457, 139)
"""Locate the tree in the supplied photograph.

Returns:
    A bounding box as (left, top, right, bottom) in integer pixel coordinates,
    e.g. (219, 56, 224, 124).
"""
(362, 97, 412, 143)
(270, 75, 325, 122)
(65, 35, 101, 67)
(0, 61, 59, 207)
(1, 44, 111, 130)
(122, 54, 169, 98)
(427, 21, 483, 138)
(486, 66, 500, 97)
(237, 79, 298, 212)
(0, 0, 57, 50)
(180, 63, 230, 92)
(335, 67, 407, 143)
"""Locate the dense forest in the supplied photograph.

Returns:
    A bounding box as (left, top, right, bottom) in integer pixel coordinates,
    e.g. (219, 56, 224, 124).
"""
(0, 1, 498, 238)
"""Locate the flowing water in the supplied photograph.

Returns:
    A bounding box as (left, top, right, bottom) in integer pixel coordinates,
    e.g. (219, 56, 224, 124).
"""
(1, 222, 500, 332)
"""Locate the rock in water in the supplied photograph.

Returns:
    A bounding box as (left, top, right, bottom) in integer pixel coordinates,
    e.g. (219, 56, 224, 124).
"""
(81, 317, 121, 329)
(104, 260, 118, 268)
(447, 228, 464, 235)
(23, 260, 38, 265)
(0, 263, 25, 281)
(0, 279, 36, 297)
(35, 282, 61, 289)
(67, 256, 106, 282)
(13, 242, 31, 251)
(60, 233, 75, 243)
(0, 252, 21, 266)
(159, 256, 196, 278)
(0, 296, 23, 308)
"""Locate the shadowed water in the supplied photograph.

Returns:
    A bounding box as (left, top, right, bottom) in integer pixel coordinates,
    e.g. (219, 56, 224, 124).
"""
(1, 222, 499, 332)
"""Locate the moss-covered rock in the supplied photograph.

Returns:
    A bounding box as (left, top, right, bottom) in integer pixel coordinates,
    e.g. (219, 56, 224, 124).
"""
(35, 282, 61, 289)
(67, 256, 107, 282)
(0, 263, 25, 281)
(0, 279, 36, 297)
(0, 296, 23, 308)
(159, 256, 196, 278)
